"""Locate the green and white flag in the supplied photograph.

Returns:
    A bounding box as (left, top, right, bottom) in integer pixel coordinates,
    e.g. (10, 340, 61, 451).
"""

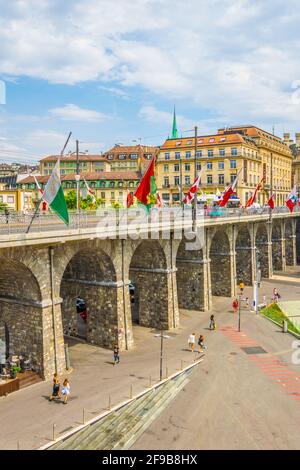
(42, 159, 69, 225)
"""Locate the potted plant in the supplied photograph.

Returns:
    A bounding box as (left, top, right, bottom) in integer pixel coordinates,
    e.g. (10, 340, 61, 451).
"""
(10, 365, 21, 379)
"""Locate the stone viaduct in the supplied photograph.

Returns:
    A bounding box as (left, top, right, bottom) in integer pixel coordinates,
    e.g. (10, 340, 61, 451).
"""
(0, 210, 300, 379)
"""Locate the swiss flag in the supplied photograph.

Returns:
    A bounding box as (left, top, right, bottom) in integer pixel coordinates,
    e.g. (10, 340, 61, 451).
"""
(267, 194, 275, 209)
(126, 191, 134, 208)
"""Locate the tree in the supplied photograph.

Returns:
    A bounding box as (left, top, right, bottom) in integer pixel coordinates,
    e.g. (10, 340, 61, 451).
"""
(65, 189, 104, 211)
(0, 202, 9, 212)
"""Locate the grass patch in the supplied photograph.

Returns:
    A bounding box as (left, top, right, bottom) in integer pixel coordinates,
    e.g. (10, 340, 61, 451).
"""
(261, 303, 300, 335)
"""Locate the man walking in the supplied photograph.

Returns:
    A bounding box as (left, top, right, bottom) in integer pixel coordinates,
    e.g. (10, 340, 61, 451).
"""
(188, 333, 196, 352)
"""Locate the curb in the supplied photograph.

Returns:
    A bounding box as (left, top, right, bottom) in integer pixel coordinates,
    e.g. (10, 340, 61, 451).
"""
(260, 312, 300, 340)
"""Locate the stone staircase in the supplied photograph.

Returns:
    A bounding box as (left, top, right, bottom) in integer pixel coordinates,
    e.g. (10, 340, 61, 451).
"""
(49, 370, 191, 450)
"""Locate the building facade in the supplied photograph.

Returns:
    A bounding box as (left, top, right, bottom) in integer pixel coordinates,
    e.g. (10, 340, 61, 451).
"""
(102, 144, 158, 173)
(156, 125, 292, 207)
(18, 171, 140, 208)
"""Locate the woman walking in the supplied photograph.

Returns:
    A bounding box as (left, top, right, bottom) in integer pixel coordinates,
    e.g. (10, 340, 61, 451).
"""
(49, 373, 60, 401)
(61, 378, 70, 404)
(198, 334, 206, 350)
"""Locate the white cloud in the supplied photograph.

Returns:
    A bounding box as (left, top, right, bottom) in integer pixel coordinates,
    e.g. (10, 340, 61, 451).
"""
(49, 104, 108, 122)
(139, 105, 195, 131)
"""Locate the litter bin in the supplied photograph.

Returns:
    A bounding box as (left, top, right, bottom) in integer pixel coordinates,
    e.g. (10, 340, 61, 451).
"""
(282, 320, 288, 333)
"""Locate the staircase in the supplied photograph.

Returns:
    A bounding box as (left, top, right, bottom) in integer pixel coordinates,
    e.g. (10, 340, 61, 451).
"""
(49, 371, 191, 450)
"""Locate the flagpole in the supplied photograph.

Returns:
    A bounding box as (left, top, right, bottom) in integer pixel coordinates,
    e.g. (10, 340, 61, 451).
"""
(193, 126, 198, 231)
(25, 132, 72, 234)
(269, 151, 273, 221)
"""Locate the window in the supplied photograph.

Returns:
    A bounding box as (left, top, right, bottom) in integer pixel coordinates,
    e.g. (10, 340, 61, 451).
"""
(101, 192, 106, 199)
(162, 193, 170, 201)
(164, 164, 169, 172)
(218, 161, 224, 170)
(207, 175, 213, 184)
(196, 151, 202, 158)
(172, 193, 180, 201)
(108, 155, 113, 160)
(207, 162, 213, 170)
(175, 152, 181, 159)
(209, 138, 215, 143)
(186, 140, 192, 145)
(163, 177, 169, 187)
(175, 141, 181, 146)
(118, 154, 126, 160)
(185, 151, 191, 158)
(130, 154, 138, 159)
(185, 163, 190, 171)
(198, 139, 203, 144)
(0, 196, 3, 202)
(174, 164, 179, 172)
(109, 181, 115, 188)
(220, 137, 226, 142)
(208, 149, 213, 157)
(7, 196, 14, 203)
(196, 163, 201, 171)
(111, 192, 115, 199)
(219, 148, 225, 156)
(218, 174, 224, 185)
(185, 176, 190, 185)
(165, 153, 170, 160)
(174, 176, 180, 186)
(230, 174, 236, 183)
(60, 169, 65, 175)
(230, 160, 237, 169)
(231, 148, 238, 155)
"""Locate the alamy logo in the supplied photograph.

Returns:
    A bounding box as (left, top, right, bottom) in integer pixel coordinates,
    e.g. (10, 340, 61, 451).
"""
(0, 80, 6, 105)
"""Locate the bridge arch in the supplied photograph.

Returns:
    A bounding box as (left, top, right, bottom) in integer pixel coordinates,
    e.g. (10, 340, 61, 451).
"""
(129, 240, 171, 329)
(176, 236, 205, 311)
(235, 225, 253, 286)
(209, 230, 232, 297)
(272, 220, 283, 272)
(60, 248, 119, 349)
(0, 257, 44, 374)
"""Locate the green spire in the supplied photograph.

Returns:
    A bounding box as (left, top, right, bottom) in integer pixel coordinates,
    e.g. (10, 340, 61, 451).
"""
(171, 107, 178, 139)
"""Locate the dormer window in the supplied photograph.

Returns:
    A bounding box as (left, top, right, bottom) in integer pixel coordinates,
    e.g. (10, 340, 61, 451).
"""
(186, 140, 193, 145)
(176, 141, 181, 146)
(119, 154, 126, 160)
(198, 139, 203, 144)
(209, 138, 215, 143)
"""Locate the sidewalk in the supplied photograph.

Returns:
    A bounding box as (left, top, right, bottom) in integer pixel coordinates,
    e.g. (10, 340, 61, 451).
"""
(0, 267, 300, 450)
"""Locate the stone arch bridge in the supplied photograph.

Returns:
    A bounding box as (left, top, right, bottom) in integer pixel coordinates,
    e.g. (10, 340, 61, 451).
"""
(0, 209, 300, 379)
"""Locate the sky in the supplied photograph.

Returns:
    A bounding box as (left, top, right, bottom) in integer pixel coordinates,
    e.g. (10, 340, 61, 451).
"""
(1, 0, 300, 164)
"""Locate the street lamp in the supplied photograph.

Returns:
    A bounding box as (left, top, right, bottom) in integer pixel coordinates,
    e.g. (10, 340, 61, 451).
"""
(154, 330, 170, 381)
(253, 248, 261, 314)
(75, 174, 80, 213)
(238, 281, 244, 332)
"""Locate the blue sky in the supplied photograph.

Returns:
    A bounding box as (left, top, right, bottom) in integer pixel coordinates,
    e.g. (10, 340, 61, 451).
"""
(1, 0, 300, 164)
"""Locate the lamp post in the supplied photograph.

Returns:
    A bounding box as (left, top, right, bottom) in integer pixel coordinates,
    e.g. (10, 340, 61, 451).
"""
(253, 248, 261, 314)
(154, 330, 170, 381)
(238, 282, 244, 332)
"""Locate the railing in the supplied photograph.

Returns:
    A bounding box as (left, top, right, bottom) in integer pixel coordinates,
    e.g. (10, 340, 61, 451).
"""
(0, 205, 299, 238)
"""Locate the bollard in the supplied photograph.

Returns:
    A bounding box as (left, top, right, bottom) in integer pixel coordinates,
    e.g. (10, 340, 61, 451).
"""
(108, 394, 111, 411)
(166, 367, 168, 379)
(282, 320, 288, 333)
(82, 408, 85, 424)
(130, 384, 133, 399)
(52, 423, 56, 441)
(181, 360, 183, 371)
(149, 375, 152, 388)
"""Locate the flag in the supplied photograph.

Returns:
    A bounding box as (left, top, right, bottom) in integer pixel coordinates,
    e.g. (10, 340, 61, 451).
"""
(33, 174, 43, 195)
(268, 194, 275, 209)
(219, 169, 242, 207)
(286, 185, 297, 213)
(134, 156, 157, 212)
(42, 159, 69, 225)
(245, 177, 264, 208)
(183, 174, 201, 205)
(126, 190, 134, 208)
(83, 177, 96, 204)
(155, 191, 162, 209)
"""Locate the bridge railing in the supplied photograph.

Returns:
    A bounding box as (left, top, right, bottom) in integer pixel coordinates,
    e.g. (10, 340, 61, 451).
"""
(0, 205, 298, 237)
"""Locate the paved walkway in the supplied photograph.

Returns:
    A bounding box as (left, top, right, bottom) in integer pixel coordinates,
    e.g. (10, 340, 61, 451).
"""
(1, 268, 300, 450)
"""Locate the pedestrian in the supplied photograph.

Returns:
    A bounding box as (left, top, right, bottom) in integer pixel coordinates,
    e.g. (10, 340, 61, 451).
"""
(4, 208, 9, 224)
(113, 345, 120, 365)
(245, 297, 249, 308)
(198, 334, 206, 350)
(232, 298, 239, 313)
(209, 314, 216, 330)
(273, 288, 281, 302)
(61, 378, 70, 404)
(188, 333, 196, 351)
(49, 373, 60, 401)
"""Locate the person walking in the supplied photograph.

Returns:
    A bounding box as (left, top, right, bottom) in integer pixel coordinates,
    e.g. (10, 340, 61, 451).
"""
(209, 314, 216, 330)
(198, 334, 206, 350)
(4, 208, 9, 224)
(188, 333, 196, 351)
(49, 373, 60, 401)
(113, 345, 120, 365)
(61, 378, 70, 404)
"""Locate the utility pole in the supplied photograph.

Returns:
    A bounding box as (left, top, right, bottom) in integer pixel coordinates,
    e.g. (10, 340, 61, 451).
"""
(75, 140, 80, 214)
(193, 126, 198, 230)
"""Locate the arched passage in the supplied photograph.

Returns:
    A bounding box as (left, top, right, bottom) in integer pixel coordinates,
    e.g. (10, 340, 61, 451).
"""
(60, 249, 118, 349)
(285, 219, 294, 266)
(0, 257, 43, 374)
(236, 226, 252, 286)
(210, 230, 232, 297)
(129, 241, 170, 329)
(272, 221, 283, 272)
(255, 224, 270, 278)
(176, 236, 205, 311)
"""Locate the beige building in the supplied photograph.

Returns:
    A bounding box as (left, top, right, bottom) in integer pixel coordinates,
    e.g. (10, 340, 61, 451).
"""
(40, 154, 111, 176)
(103, 144, 158, 173)
(284, 132, 300, 195)
(156, 125, 293, 206)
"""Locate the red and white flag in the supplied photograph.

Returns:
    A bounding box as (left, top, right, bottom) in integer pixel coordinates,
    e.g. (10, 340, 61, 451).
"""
(268, 194, 275, 209)
(245, 177, 264, 208)
(33, 174, 43, 195)
(286, 185, 297, 213)
(219, 168, 242, 207)
(183, 174, 201, 205)
(83, 177, 96, 204)
(126, 190, 134, 208)
(155, 191, 163, 209)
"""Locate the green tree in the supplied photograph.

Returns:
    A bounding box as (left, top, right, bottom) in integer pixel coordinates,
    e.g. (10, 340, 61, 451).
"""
(0, 202, 9, 212)
(65, 189, 104, 211)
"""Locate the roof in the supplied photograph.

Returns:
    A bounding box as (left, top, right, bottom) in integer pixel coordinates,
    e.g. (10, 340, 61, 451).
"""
(219, 125, 284, 143)
(40, 154, 107, 162)
(104, 144, 158, 155)
(0, 175, 17, 188)
(18, 171, 141, 185)
(160, 132, 257, 150)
